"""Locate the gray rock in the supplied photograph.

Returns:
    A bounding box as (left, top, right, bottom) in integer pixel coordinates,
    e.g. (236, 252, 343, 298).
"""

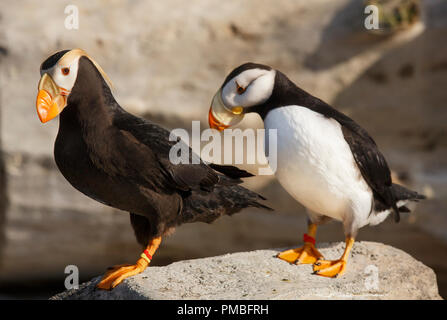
(51, 242, 442, 300)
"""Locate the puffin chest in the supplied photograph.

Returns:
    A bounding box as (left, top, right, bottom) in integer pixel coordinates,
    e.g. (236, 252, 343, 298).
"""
(54, 122, 176, 216)
(264, 106, 370, 218)
(54, 128, 114, 204)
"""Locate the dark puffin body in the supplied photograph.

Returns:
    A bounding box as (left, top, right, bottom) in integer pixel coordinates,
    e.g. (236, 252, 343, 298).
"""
(237, 64, 425, 222)
(54, 56, 271, 247)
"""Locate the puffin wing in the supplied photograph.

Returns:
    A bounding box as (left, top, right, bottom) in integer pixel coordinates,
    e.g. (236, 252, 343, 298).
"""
(307, 99, 399, 221)
(113, 112, 219, 192)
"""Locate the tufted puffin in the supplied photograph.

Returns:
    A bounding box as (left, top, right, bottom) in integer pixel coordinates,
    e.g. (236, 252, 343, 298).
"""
(208, 63, 425, 278)
(35, 50, 271, 289)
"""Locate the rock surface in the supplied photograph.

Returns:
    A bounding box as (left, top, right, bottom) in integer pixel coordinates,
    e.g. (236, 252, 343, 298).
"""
(51, 242, 442, 300)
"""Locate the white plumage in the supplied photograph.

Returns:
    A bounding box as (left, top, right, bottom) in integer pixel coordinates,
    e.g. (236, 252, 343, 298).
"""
(222, 69, 276, 108)
(264, 105, 392, 233)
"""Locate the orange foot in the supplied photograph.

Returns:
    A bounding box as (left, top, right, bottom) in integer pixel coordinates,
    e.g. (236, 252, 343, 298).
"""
(313, 259, 347, 278)
(96, 259, 148, 290)
(277, 243, 324, 264)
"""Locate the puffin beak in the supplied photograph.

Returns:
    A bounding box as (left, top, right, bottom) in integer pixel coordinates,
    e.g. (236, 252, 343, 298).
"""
(36, 73, 68, 123)
(208, 89, 244, 131)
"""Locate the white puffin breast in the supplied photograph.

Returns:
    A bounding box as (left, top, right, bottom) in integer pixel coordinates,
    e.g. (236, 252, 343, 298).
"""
(264, 105, 373, 223)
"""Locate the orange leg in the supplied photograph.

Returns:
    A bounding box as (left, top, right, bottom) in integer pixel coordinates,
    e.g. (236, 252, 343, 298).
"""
(96, 237, 162, 290)
(277, 224, 324, 264)
(313, 236, 354, 278)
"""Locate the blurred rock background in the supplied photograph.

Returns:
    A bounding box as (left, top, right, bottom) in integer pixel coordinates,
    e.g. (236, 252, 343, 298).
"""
(0, 0, 446, 298)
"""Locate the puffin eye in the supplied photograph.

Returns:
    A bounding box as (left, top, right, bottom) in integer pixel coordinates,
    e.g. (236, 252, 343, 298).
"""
(235, 81, 246, 95)
(61, 67, 70, 76)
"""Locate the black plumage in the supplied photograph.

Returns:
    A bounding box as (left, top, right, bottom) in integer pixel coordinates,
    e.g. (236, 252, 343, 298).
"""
(53, 56, 271, 248)
(40, 50, 70, 71)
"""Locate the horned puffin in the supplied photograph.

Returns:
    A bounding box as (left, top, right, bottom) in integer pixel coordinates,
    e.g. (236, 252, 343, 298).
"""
(36, 50, 271, 289)
(208, 63, 425, 278)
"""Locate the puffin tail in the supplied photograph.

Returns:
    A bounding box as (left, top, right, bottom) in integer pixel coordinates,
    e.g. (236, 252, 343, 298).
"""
(391, 183, 426, 221)
(181, 180, 272, 225)
(392, 183, 426, 202)
(208, 164, 272, 211)
(218, 183, 273, 213)
(208, 163, 254, 179)
(247, 194, 274, 212)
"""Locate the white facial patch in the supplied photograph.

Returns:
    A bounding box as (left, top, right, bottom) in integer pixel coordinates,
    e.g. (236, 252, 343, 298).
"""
(221, 68, 276, 108)
(40, 53, 81, 92)
(41, 49, 112, 93)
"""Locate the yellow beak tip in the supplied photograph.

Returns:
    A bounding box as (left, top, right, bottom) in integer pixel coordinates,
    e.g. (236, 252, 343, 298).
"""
(231, 106, 243, 115)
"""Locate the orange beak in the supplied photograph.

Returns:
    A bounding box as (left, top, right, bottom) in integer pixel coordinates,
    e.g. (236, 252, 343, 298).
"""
(36, 73, 67, 123)
(208, 106, 228, 131)
(208, 89, 245, 131)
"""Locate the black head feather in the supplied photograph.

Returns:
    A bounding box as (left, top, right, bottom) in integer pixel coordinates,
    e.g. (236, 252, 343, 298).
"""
(40, 49, 70, 72)
(221, 62, 271, 88)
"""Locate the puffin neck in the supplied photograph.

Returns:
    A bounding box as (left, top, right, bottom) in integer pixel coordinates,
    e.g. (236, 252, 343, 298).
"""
(64, 57, 118, 130)
(248, 71, 312, 120)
